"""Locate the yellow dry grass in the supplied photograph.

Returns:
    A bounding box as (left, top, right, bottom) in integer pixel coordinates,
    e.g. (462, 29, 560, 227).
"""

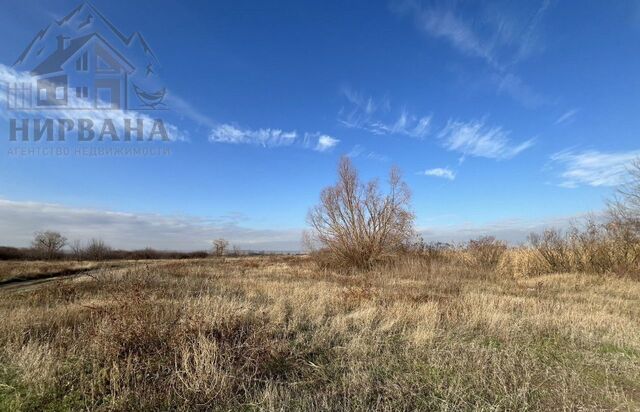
(0, 256, 638, 411)
(497, 248, 553, 278)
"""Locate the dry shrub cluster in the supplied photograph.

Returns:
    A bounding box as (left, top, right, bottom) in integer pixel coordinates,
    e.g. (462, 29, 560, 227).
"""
(524, 218, 640, 278)
(399, 237, 507, 277)
(465, 236, 507, 268)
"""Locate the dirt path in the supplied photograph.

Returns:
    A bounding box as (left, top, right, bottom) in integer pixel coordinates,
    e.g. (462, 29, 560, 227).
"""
(0, 268, 100, 293)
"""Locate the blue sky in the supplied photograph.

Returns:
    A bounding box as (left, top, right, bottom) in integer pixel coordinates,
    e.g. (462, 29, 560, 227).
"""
(1, 0, 640, 250)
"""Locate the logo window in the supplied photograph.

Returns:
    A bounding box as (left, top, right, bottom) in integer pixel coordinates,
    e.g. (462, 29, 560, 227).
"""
(75, 86, 88, 98)
(96, 88, 112, 108)
(75, 52, 88, 71)
(55, 86, 65, 100)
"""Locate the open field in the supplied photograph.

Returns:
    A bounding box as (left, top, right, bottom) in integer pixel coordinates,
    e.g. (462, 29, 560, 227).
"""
(1, 256, 639, 411)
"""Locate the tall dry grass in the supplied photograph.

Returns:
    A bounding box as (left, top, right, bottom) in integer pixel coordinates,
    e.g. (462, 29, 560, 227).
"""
(0, 256, 638, 410)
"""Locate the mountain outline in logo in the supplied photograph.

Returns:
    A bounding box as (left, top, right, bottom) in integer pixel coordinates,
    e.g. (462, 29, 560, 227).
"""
(8, 1, 166, 112)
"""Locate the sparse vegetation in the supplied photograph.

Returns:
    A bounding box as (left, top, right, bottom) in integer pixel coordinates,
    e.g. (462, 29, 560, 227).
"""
(3, 158, 640, 411)
(0, 256, 638, 410)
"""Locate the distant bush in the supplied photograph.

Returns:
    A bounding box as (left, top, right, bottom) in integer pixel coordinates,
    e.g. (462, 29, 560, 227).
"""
(466, 236, 507, 268)
(0, 246, 36, 260)
(528, 229, 573, 273)
(84, 239, 112, 261)
(408, 239, 457, 266)
(111, 248, 210, 260)
(0, 243, 210, 262)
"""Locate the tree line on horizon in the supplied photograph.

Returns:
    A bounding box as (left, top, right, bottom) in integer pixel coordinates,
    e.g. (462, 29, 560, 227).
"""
(3, 156, 640, 279)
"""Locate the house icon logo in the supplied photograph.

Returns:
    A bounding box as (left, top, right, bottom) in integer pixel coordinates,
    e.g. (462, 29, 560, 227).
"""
(7, 2, 166, 112)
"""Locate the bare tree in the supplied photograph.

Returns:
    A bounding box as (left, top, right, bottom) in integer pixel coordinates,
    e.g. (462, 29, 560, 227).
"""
(306, 157, 414, 268)
(85, 238, 112, 261)
(212, 238, 229, 256)
(32, 231, 67, 260)
(70, 239, 85, 261)
(608, 158, 640, 233)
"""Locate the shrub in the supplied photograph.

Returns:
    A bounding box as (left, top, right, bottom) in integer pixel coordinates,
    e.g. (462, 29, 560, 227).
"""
(411, 238, 454, 263)
(306, 157, 414, 269)
(528, 229, 573, 273)
(467, 236, 507, 268)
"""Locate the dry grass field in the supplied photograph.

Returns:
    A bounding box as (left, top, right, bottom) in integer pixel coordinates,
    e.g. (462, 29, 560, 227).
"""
(0, 256, 639, 411)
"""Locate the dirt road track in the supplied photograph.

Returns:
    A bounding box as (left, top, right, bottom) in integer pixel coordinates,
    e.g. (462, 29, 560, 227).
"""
(0, 268, 98, 293)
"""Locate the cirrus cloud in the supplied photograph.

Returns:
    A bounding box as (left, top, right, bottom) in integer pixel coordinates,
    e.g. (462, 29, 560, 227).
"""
(438, 118, 534, 160)
(549, 149, 640, 188)
(209, 123, 298, 147)
(339, 87, 432, 139)
(209, 123, 339, 152)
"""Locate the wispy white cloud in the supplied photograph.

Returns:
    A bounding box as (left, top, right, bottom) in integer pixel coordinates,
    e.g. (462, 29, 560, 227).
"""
(346, 144, 389, 162)
(395, 0, 551, 68)
(0, 199, 302, 251)
(549, 149, 640, 188)
(411, 6, 498, 67)
(438, 119, 534, 160)
(555, 108, 579, 125)
(494, 72, 548, 108)
(393, 1, 553, 107)
(511, 0, 552, 64)
(209, 123, 339, 152)
(420, 167, 456, 180)
(314, 134, 340, 152)
(209, 123, 298, 147)
(339, 87, 432, 138)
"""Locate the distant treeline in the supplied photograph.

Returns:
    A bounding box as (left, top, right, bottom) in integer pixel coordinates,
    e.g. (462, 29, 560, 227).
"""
(0, 246, 208, 261)
(0, 246, 298, 261)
